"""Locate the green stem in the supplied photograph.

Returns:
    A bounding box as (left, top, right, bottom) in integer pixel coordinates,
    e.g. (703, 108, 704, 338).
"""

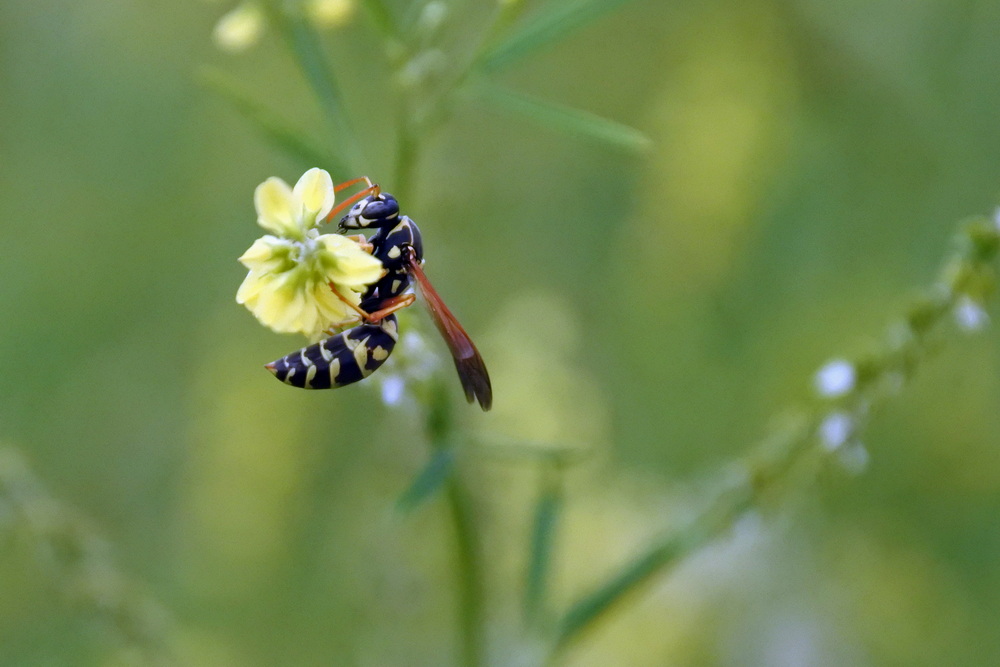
(446, 472, 486, 667)
(393, 116, 419, 204)
(198, 67, 348, 173)
(406, 2, 526, 141)
(426, 381, 484, 667)
(524, 462, 564, 629)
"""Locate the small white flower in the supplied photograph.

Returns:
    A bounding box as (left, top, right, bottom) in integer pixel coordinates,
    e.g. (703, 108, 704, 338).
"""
(397, 331, 441, 379)
(416, 1, 449, 34)
(954, 296, 989, 332)
(818, 412, 854, 451)
(814, 359, 856, 398)
(379, 374, 406, 406)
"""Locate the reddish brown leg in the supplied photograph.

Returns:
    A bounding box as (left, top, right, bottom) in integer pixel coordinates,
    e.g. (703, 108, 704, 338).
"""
(327, 285, 414, 323)
(365, 294, 416, 322)
(323, 315, 362, 336)
(328, 283, 371, 320)
(343, 234, 374, 253)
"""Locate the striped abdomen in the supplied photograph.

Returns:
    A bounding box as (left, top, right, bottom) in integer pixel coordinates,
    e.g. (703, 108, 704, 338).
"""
(266, 315, 399, 389)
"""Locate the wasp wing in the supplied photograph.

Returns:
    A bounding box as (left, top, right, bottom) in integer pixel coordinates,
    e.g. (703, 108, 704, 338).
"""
(406, 254, 492, 411)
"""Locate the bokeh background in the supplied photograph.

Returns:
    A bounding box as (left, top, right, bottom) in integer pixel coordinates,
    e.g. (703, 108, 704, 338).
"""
(3, 0, 1000, 665)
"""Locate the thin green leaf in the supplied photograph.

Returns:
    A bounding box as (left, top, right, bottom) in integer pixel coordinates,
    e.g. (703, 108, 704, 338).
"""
(395, 447, 455, 513)
(554, 481, 754, 651)
(478, 0, 643, 73)
(198, 67, 346, 172)
(524, 468, 563, 627)
(263, 3, 361, 169)
(473, 83, 651, 153)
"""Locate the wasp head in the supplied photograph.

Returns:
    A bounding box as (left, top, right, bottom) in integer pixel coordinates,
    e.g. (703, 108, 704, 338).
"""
(338, 194, 400, 231)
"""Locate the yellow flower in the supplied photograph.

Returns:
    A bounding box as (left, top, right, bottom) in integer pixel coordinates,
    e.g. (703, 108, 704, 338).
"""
(236, 169, 384, 340)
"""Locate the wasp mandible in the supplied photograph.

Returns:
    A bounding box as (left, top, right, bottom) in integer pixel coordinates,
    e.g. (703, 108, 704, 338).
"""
(265, 178, 493, 411)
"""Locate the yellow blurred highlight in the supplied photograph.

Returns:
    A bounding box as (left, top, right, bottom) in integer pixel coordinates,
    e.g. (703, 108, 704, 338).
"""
(305, 0, 354, 29)
(170, 628, 250, 667)
(633, 7, 796, 289)
(212, 2, 265, 53)
(177, 323, 315, 600)
(481, 291, 609, 451)
(830, 529, 978, 665)
(554, 472, 766, 665)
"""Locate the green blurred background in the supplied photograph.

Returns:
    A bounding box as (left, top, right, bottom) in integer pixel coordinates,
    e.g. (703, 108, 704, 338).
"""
(3, 0, 1000, 664)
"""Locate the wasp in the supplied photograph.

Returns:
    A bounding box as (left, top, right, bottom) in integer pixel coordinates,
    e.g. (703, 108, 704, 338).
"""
(265, 178, 493, 411)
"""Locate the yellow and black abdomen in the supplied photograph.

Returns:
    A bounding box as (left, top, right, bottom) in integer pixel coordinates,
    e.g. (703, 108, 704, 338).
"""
(266, 315, 399, 389)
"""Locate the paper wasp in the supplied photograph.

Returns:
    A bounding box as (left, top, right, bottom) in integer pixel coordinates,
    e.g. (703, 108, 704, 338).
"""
(265, 177, 493, 411)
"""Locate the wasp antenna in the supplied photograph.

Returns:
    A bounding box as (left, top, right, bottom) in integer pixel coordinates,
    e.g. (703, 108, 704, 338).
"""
(333, 176, 372, 193)
(325, 184, 381, 223)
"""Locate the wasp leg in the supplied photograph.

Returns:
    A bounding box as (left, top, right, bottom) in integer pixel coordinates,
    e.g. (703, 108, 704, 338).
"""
(365, 293, 416, 323)
(323, 315, 363, 336)
(344, 234, 374, 253)
(327, 283, 374, 321)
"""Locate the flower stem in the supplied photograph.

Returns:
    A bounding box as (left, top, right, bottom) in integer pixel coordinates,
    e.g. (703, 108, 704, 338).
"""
(446, 472, 486, 667)
(426, 380, 485, 667)
(393, 116, 419, 205)
(524, 461, 564, 629)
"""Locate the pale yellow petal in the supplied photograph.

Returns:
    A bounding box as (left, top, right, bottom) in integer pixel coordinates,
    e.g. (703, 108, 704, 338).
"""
(316, 234, 384, 286)
(237, 236, 288, 270)
(254, 177, 297, 237)
(311, 283, 355, 333)
(236, 269, 266, 305)
(293, 168, 335, 227)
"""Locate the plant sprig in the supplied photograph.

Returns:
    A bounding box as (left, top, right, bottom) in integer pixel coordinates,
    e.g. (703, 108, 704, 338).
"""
(207, 1, 1000, 663)
(545, 213, 1000, 654)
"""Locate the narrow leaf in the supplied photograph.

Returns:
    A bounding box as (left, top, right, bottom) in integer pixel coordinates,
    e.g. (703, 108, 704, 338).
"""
(473, 83, 651, 153)
(395, 447, 455, 513)
(524, 470, 563, 626)
(198, 67, 346, 172)
(478, 0, 643, 73)
(264, 3, 362, 168)
(554, 482, 754, 650)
